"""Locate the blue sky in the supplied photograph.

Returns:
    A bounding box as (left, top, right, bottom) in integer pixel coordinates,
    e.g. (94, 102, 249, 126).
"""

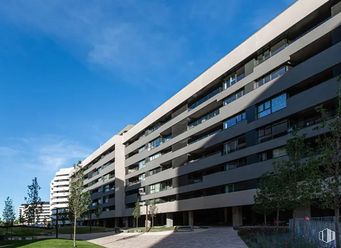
(0, 0, 294, 215)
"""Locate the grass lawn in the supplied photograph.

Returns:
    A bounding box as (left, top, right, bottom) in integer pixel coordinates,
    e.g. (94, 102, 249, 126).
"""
(0, 239, 103, 248)
(0, 226, 111, 237)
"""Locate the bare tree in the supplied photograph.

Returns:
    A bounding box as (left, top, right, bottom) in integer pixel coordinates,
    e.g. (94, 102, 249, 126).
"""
(68, 163, 91, 248)
(148, 201, 158, 228)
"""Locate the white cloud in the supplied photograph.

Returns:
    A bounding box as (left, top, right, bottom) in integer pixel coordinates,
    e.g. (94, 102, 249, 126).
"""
(0, 0, 186, 86)
(1, 135, 91, 173)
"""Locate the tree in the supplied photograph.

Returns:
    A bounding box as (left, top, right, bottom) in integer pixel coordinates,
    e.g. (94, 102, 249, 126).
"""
(274, 132, 320, 237)
(254, 132, 319, 227)
(68, 163, 91, 248)
(132, 201, 141, 228)
(255, 172, 287, 226)
(148, 201, 158, 228)
(18, 213, 26, 225)
(2, 197, 15, 226)
(315, 79, 341, 248)
(253, 175, 276, 225)
(25, 177, 42, 225)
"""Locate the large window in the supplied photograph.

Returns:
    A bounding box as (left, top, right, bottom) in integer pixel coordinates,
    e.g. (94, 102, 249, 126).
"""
(147, 137, 162, 151)
(257, 93, 287, 118)
(188, 109, 219, 129)
(189, 86, 222, 110)
(138, 173, 145, 181)
(223, 68, 245, 90)
(223, 136, 246, 155)
(149, 180, 172, 194)
(138, 160, 146, 170)
(254, 65, 288, 89)
(223, 112, 246, 129)
(223, 89, 245, 106)
(258, 120, 288, 143)
(256, 39, 288, 65)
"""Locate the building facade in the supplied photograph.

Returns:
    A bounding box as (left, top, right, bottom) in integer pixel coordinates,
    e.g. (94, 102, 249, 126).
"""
(66, 0, 341, 227)
(19, 202, 51, 226)
(50, 167, 73, 225)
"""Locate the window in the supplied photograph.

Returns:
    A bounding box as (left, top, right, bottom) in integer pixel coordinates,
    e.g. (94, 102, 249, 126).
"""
(188, 109, 219, 129)
(148, 153, 161, 162)
(138, 173, 145, 181)
(138, 146, 146, 153)
(149, 180, 172, 194)
(224, 75, 237, 89)
(147, 137, 162, 151)
(256, 39, 288, 65)
(138, 160, 146, 170)
(223, 89, 245, 106)
(257, 93, 287, 118)
(223, 136, 246, 154)
(254, 66, 288, 89)
(223, 68, 245, 90)
(273, 147, 287, 158)
(258, 150, 273, 161)
(189, 86, 222, 110)
(150, 183, 161, 194)
(223, 112, 246, 129)
(258, 120, 288, 143)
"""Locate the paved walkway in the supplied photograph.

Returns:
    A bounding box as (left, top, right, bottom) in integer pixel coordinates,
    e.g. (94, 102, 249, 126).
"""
(76, 227, 248, 248)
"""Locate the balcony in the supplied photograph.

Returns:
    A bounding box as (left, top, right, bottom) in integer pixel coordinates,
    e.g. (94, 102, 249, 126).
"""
(188, 86, 222, 110)
(188, 109, 219, 129)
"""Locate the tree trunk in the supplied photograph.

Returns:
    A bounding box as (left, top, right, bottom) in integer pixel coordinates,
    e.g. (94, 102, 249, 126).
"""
(264, 213, 267, 226)
(73, 215, 77, 248)
(89, 212, 92, 233)
(335, 207, 340, 248)
(276, 208, 280, 227)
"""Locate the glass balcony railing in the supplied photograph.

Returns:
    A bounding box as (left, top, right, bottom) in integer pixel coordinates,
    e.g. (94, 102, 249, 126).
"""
(188, 109, 219, 129)
(189, 87, 222, 110)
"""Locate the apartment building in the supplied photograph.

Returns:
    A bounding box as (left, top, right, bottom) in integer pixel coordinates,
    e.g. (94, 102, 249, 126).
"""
(50, 167, 73, 225)
(81, 126, 131, 227)
(78, 0, 341, 227)
(19, 202, 51, 226)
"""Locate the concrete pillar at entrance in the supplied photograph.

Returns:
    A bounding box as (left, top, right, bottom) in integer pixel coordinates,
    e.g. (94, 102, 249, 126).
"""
(182, 212, 187, 225)
(224, 208, 229, 224)
(123, 217, 129, 228)
(166, 213, 173, 227)
(232, 206, 243, 227)
(293, 204, 311, 218)
(188, 211, 194, 226)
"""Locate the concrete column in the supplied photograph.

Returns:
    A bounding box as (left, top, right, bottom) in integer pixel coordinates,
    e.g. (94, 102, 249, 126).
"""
(224, 208, 229, 224)
(293, 204, 311, 218)
(182, 212, 187, 225)
(114, 218, 119, 228)
(166, 213, 173, 227)
(232, 206, 243, 227)
(188, 211, 194, 226)
(123, 217, 129, 228)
